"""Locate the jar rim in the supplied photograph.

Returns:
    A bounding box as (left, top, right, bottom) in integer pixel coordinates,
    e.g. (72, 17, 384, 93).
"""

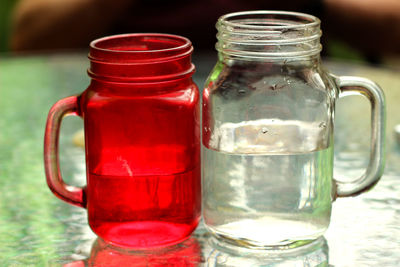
(216, 10, 322, 59)
(218, 10, 320, 31)
(90, 33, 192, 54)
(88, 33, 195, 82)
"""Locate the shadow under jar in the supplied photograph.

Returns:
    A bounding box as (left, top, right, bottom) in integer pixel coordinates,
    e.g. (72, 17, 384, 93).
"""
(44, 34, 201, 248)
(202, 11, 386, 249)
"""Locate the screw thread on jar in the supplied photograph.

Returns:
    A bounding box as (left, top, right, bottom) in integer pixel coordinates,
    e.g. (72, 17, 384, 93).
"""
(216, 11, 322, 59)
(88, 33, 195, 83)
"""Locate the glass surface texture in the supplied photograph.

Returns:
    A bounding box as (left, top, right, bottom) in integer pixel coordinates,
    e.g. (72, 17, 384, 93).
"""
(44, 34, 201, 248)
(202, 11, 385, 248)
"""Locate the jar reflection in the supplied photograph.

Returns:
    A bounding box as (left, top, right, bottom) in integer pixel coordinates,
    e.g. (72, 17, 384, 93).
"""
(62, 237, 202, 267)
(54, 228, 328, 266)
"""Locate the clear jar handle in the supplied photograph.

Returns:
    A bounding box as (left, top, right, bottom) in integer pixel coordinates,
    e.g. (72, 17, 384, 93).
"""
(44, 96, 85, 208)
(334, 75, 386, 197)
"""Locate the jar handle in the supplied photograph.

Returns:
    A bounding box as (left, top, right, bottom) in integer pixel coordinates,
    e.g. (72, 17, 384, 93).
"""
(44, 96, 85, 208)
(334, 75, 386, 197)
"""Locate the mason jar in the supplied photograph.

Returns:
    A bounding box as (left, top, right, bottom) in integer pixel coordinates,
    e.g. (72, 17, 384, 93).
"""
(44, 33, 201, 248)
(202, 11, 385, 249)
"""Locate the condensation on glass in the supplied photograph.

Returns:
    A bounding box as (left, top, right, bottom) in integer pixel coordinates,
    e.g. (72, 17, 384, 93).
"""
(202, 11, 386, 249)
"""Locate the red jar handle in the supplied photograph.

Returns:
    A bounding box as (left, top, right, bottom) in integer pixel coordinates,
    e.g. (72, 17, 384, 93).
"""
(44, 96, 85, 208)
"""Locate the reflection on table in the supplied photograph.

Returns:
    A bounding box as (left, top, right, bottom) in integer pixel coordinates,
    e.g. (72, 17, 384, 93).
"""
(52, 225, 328, 267)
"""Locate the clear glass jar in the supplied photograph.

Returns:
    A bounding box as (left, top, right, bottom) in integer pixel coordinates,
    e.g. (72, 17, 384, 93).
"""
(202, 11, 386, 248)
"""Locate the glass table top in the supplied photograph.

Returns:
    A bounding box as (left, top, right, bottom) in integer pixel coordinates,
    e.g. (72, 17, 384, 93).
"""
(0, 53, 399, 266)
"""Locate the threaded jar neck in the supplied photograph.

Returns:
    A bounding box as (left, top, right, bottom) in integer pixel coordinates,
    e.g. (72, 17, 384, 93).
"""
(216, 11, 322, 60)
(88, 33, 195, 83)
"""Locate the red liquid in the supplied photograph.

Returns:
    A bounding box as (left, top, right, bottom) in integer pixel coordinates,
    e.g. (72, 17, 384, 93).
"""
(87, 167, 200, 248)
(82, 83, 200, 248)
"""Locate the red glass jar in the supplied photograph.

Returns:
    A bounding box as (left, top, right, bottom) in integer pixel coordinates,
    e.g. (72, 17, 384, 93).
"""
(44, 34, 201, 248)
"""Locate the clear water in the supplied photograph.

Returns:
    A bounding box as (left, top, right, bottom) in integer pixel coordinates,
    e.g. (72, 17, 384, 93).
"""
(203, 119, 333, 248)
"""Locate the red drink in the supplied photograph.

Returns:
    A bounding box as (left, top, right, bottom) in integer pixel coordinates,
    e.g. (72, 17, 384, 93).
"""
(83, 85, 201, 247)
(44, 34, 200, 248)
(88, 168, 200, 247)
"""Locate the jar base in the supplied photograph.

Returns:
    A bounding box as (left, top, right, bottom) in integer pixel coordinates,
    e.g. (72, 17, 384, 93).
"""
(208, 227, 320, 250)
(207, 233, 328, 266)
(91, 220, 199, 249)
